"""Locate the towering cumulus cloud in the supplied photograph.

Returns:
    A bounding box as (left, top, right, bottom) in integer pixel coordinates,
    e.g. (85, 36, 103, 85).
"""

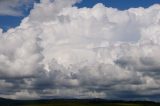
(0, 0, 160, 100)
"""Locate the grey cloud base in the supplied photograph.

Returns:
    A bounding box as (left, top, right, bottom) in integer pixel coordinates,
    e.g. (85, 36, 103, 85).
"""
(0, 0, 160, 100)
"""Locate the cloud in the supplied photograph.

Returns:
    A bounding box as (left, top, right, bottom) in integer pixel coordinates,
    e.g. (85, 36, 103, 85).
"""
(0, 0, 36, 16)
(0, 0, 160, 101)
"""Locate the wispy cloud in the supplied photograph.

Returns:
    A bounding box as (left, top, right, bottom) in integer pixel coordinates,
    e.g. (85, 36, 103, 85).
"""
(0, 0, 36, 16)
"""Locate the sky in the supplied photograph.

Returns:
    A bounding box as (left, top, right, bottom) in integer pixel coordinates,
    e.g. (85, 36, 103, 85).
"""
(0, 0, 160, 101)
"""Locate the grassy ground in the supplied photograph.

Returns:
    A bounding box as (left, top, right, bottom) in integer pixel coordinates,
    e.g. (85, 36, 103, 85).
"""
(0, 99, 159, 106)
(13, 101, 160, 106)
(19, 103, 160, 106)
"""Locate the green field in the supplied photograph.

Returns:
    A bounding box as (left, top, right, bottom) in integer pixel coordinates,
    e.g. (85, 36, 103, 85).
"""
(18, 102, 160, 106)
(0, 99, 159, 106)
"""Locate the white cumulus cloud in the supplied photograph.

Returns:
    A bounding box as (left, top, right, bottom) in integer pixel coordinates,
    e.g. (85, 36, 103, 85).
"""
(0, 0, 160, 101)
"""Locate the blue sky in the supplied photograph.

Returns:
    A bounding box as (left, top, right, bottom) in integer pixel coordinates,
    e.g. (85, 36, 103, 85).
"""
(0, 0, 160, 32)
(76, 0, 160, 9)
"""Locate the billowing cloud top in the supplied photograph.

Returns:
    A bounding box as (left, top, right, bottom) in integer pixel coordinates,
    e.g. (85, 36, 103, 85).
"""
(0, 0, 160, 100)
